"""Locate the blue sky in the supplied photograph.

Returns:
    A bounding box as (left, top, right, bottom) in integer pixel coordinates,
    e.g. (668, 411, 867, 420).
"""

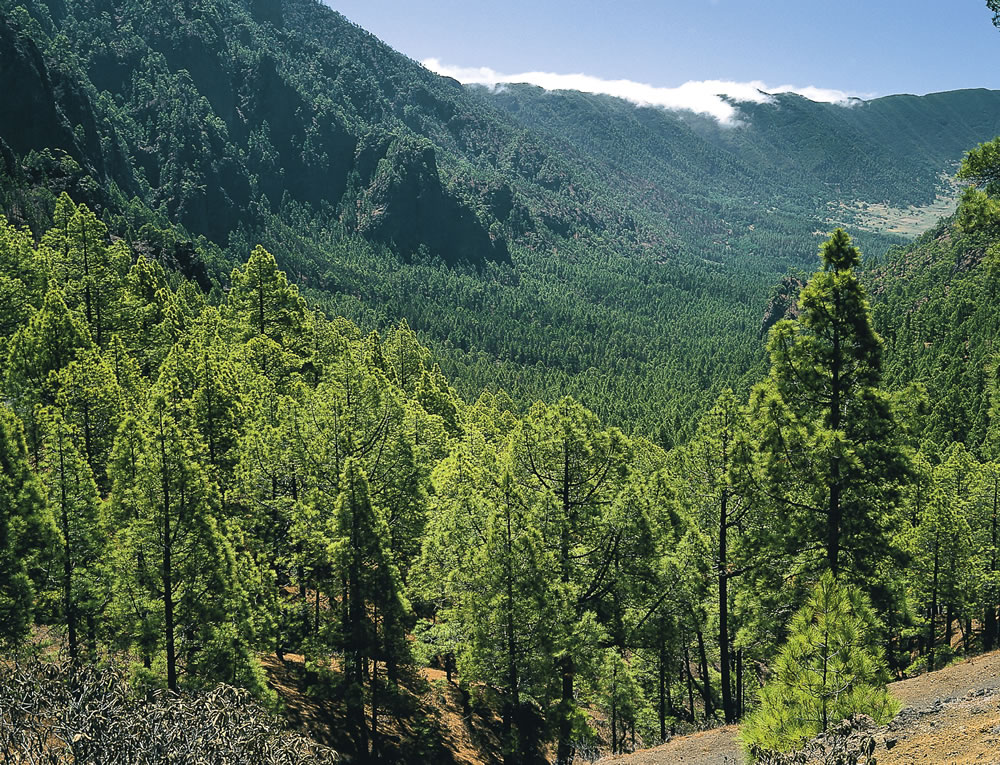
(325, 0, 1000, 102)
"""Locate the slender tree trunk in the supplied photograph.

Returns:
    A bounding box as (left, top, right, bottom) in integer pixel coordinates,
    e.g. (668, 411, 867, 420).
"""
(696, 629, 713, 720)
(929, 535, 939, 672)
(611, 666, 618, 755)
(58, 435, 77, 662)
(988, 476, 999, 650)
(556, 447, 575, 765)
(684, 644, 695, 723)
(828, 292, 843, 576)
(945, 603, 954, 650)
(501, 701, 512, 765)
(658, 641, 667, 742)
(666, 654, 674, 727)
(371, 655, 378, 758)
(159, 420, 177, 692)
(504, 499, 520, 765)
(557, 657, 575, 764)
(736, 649, 744, 719)
(719, 487, 734, 723)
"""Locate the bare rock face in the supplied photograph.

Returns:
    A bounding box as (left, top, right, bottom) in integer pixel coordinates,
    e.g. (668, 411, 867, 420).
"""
(760, 274, 807, 338)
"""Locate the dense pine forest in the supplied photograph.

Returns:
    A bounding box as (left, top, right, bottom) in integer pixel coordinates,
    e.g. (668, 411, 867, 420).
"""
(3, 0, 1000, 763)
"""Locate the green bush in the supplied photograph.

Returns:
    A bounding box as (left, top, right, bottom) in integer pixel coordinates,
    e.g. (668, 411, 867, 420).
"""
(741, 572, 900, 759)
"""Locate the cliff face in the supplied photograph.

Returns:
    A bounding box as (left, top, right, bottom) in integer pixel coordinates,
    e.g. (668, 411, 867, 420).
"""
(0, 0, 514, 264)
(760, 274, 806, 337)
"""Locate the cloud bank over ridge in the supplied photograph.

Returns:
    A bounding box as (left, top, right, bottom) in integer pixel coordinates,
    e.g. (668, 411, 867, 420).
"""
(422, 58, 870, 125)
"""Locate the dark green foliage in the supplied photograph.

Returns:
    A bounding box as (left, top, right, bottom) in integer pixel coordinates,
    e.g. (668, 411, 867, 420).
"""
(37, 407, 104, 662)
(747, 230, 909, 582)
(2, 0, 1000, 440)
(2, 1, 1000, 758)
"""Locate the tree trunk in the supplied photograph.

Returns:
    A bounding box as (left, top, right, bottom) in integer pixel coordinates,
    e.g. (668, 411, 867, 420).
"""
(828, 289, 843, 576)
(556, 657, 575, 765)
(58, 436, 77, 663)
(945, 603, 954, 650)
(696, 629, 713, 720)
(159, 419, 177, 692)
(929, 535, 939, 672)
(736, 649, 744, 720)
(988, 476, 999, 650)
(684, 644, 695, 723)
(658, 642, 667, 742)
(371, 656, 378, 760)
(719, 488, 734, 723)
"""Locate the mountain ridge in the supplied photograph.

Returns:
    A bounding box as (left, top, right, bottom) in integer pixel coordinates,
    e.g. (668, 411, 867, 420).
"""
(2, 0, 1000, 435)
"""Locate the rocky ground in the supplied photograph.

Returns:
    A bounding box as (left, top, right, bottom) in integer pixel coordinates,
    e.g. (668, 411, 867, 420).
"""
(598, 651, 1000, 765)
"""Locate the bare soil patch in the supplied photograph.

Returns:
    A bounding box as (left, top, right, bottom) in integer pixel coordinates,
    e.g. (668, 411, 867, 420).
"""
(601, 651, 1000, 765)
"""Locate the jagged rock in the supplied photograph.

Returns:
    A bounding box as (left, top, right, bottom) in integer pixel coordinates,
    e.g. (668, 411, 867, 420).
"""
(760, 274, 807, 337)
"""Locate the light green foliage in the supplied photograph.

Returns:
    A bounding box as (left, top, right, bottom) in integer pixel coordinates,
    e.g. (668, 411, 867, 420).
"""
(741, 573, 900, 758)
(37, 407, 105, 660)
(330, 457, 410, 753)
(227, 246, 311, 354)
(54, 349, 125, 493)
(41, 195, 129, 347)
(679, 389, 753, 723)
(958, 136, 1000, 197)
(597, 650, 645, 756)
(0, 406, 55, 645)
(3, 142, 1000, 763)
(109, 389, 261, 693)
(5, 289, 93, 416)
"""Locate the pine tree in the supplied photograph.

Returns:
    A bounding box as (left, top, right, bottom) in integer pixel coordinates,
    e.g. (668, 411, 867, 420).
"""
(457, 469, 563, 764)
(682, 389, 751, 723)
(41, 198, 128, 347)
(597, 650, 643, 756)
(109, 388, 255, 692)
(330, 457, 409, 757)
(227, 246, 311, 354)
(740, 572, 900, 757)
(5, 289, 93, 450)
(0, 405, 54, 644)
(512, 397, 632, 765)
(54, 349, 125, 494)
(191, 346, 244, 498)
(748, 230, 908, 581)
(38, 408, 104, 661)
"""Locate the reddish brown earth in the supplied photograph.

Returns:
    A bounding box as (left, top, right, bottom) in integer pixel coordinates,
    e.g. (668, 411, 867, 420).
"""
(598, 651, 1000, 765)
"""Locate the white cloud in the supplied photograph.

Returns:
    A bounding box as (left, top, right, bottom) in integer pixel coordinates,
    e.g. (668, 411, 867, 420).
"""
(422, 58, 869, 126)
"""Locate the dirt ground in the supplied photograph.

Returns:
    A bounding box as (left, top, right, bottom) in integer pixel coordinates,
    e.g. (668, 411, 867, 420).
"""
(600, 651, 1000, 765)
(595, 726, 743, 765)
(877, 651, 1000, 765)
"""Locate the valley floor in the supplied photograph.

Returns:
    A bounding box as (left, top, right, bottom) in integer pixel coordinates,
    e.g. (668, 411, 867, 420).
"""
(599, 650, 1000, 765)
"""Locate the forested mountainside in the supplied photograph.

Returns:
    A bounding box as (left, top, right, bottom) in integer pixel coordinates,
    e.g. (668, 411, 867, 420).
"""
(5, 1, 1000, 763)
(484, 85, 1000, 262)
(2, 191, 1000, 764)
(2, 0, 1000, 437)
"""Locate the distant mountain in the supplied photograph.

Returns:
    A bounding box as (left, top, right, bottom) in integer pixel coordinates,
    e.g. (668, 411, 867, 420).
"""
(481, 84, 1000, 265)
(1, 0, 1000, 435)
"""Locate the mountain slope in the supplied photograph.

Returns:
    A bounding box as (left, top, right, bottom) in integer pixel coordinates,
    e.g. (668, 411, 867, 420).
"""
(2, 0, 1000, 436)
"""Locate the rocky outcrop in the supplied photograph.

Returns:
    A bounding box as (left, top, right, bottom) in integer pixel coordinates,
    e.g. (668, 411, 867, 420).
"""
(760, 274, 807, 338)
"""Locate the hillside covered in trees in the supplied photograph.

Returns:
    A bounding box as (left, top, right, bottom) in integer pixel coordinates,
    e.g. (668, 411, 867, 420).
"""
(3, 1, 1000, 764)
(2, 0, 1000, 439)
(1, 189, 999, 762)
